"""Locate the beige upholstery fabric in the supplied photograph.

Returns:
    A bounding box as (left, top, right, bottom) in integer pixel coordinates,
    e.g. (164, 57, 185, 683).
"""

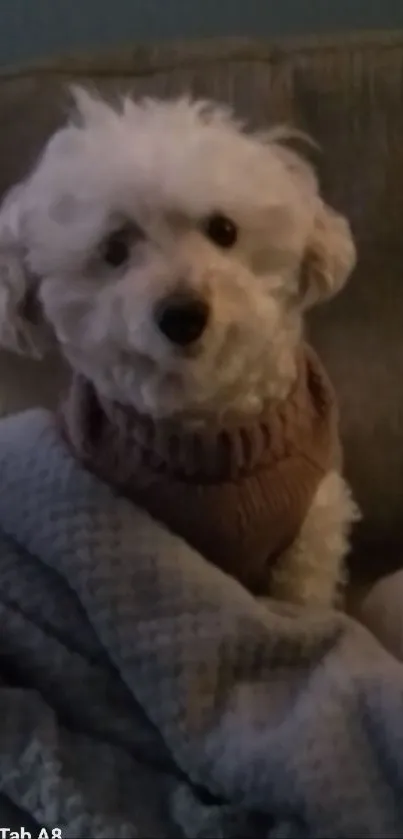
(355, 570, 403, 660)
(0, 33, 402, 574)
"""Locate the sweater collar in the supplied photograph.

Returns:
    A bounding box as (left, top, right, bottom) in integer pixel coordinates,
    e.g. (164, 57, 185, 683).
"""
(59, 345, 334, 485)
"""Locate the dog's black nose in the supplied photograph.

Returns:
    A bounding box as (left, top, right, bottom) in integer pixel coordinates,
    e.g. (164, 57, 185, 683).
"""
(155, 293, 210, 346)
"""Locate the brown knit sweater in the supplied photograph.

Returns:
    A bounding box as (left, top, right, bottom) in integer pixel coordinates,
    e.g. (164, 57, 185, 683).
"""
(60, 345, 340, 595)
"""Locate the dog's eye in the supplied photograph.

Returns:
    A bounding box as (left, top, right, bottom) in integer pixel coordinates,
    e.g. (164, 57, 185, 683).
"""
(203, 214, 238, 249)
(102, 230, 131, 268)
(102, 222, 145, 268)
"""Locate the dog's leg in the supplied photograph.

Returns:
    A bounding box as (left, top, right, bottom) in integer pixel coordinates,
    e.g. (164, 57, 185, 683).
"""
(270, 471, 359, 608)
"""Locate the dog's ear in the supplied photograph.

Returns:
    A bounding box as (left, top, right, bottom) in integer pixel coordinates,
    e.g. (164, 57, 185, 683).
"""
(269, 135, 356, 308)
(0, 184, 48, 358)
(300, 201, 356, 309)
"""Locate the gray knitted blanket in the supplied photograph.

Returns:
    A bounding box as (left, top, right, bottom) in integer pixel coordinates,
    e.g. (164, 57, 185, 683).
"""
(0, 410, 402, 838)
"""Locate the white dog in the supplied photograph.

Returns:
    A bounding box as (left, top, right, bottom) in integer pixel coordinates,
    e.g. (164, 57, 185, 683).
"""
(0, 89, 358, 605)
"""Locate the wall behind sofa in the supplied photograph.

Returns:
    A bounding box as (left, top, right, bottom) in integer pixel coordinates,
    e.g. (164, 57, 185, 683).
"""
(2, 0, 403, 65)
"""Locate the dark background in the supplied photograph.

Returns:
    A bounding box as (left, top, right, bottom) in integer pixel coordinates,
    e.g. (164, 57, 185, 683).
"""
(1, 0, 402, 66)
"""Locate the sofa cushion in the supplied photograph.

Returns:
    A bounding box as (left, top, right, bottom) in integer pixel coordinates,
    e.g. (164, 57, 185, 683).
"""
(354, 569, 403, 660)
(0, 33, 402, 566)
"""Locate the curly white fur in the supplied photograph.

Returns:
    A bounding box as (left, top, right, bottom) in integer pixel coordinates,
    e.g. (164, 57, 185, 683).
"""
(271, 472, 360, 607)
(0, 89, 358, 606)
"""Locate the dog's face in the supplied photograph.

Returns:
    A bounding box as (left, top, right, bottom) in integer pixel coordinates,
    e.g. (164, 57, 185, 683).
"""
(0, 90, 356, 419)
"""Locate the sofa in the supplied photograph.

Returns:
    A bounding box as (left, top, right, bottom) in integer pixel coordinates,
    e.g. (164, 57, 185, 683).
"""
(0, 32, 402, 594)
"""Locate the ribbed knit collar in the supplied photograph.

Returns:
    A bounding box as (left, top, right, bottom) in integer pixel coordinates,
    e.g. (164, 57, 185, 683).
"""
(60, 345, 334, 485)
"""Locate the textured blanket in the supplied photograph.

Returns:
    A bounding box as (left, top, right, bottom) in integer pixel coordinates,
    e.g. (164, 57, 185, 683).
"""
(0, 410, 402, 838)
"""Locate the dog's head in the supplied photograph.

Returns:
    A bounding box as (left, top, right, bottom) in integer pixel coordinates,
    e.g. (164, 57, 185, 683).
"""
(0, 89, 356, 418)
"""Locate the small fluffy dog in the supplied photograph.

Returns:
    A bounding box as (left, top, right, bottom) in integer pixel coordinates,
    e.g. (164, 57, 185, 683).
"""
(0, 89, 358, 605)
